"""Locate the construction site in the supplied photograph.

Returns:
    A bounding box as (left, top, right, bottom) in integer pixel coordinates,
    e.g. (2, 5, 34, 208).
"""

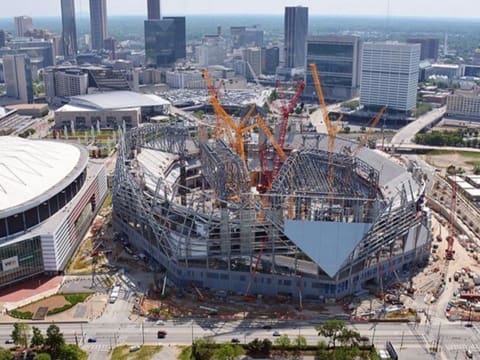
(112, 64, 432, 305)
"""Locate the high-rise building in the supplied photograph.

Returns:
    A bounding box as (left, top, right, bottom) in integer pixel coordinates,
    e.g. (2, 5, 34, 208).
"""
(14, 16, 33, 37)
(61, 0, 78, 58)
(305, 35, 362, 101)
(407, 37, 439, 61)
(1, 39, 54, 68)
(242, 47, 263, 80)
(145, 17, 186, 67)
(89, 0, 108, 50)
(263, 46, 280, 75)
(197, 35, 227, 67)
(3, 54, 33, 103)
(360, 42, 421, 112)
(0, 30, 5, 48)
(284, 6, 308, 69)
(45, 67, 89, 101)
(230, 26, 264, 49)
(104, 37, 116, 59)
(147, 0, 161, 20)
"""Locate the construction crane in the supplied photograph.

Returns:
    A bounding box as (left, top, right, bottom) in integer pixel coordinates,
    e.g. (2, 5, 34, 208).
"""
(309, 63, 338, 192)
(352, 106, 387, 156)
(272, 80, 305, 180)
(446, 174, 457, 260)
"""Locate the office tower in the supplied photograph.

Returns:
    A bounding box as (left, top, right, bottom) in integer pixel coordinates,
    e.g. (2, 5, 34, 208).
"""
(407, 37, 439, 61)
(3, 54, 33, 103)
(89, 0, 108, 50)
(230, 26, 264, 49)
(14, 16, 33, 37)
(263, 46, 280, 75)
(147, 0, 161, 20)
(284, 6, 308, 69)
(0, 30, 5, 48)
(1, 39, 54, 68)
(104, 37, 116, 59)
(197, 35, 227, 67)
(242, 47, 263, 80)
(45, 67, 89, 100)
(61, 0, 78, 58)
(305, 35, 362, 101)
(145, 17, 186, 67)
(360, 42, 421, 112)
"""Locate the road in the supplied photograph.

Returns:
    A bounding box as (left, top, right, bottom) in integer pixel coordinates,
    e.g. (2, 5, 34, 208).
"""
(390, 107, 446, 145)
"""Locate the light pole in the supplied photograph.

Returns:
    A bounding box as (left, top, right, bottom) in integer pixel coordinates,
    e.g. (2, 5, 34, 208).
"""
(142, 320, 145, 345)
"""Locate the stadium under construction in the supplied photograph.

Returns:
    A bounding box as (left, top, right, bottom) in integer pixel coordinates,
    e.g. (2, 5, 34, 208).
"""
(112, 111, 432, 300)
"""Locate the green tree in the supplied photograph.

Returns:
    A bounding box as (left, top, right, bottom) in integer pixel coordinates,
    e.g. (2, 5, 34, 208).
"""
(212, 343, 244, 360)
(246, 338, 272, 358)
(58, 344, 86, 360)
(31, 326, 45, 349)
(192, 337, 215, 360)
(12, 322, 30, 348)
(0, 348, 11, 360)
(274, 334, 291, 349)
(316, 319, 347, 348)
(45, 325, 65, 359)
(293, 335, 307, 349)
(337, 328, 361, 347)
(35, 354, 52, 360)
(474, 165, 480, 175)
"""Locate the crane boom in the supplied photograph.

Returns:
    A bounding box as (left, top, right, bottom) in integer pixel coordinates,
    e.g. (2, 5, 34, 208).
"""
(272, 81, 305, 179)
(353, 107, 386, 156)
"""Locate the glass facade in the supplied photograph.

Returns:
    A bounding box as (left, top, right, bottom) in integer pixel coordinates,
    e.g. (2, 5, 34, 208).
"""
(144, 17, 186, 67)
(0, 236, 44, 287)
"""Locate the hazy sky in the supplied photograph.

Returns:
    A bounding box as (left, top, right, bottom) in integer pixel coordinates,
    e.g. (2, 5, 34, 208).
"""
(1, 0, 480, 19)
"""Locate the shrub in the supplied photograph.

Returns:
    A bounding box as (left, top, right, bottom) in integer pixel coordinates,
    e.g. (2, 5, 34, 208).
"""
(64, 293, 90, 305)
(9, 309, 33, 319)
(47, 304, 73, 316)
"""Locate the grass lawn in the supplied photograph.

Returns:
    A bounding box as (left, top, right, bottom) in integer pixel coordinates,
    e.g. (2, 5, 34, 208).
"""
(111, 345, 162, 360)
(427, 150, 480, 159)
(178, 346, 191, 360)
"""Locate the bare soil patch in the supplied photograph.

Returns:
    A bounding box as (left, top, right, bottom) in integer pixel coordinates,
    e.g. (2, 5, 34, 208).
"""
(18, 295, 69, 314)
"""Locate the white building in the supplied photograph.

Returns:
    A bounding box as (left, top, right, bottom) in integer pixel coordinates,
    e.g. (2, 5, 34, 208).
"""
(360, 42, 420, 112)
(242, 47, 263, 80)
(197, 35, 227, 67)
(45, 68, 89, 101)
(447, 90, 480, 120)
(166, 70, 205, 89)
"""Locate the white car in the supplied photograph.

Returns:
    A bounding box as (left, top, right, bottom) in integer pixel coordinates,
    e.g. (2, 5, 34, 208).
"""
(155, 320, 165, 326)
(129, 345, 140, 352)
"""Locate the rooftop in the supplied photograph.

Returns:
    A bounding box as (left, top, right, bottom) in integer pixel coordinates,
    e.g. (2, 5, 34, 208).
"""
(0, 137, 87, 216)
(68, 91, 170, 111)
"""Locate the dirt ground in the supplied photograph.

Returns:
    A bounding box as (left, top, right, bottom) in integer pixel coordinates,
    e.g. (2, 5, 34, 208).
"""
(422, 152, 480, 172)
(18, 295, 69, 313)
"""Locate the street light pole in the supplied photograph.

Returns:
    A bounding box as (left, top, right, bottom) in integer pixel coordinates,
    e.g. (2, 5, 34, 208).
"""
(142, 321, 145, 345)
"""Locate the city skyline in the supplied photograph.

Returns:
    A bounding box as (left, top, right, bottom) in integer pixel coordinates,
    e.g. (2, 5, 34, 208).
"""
(0, 0, 480, 19)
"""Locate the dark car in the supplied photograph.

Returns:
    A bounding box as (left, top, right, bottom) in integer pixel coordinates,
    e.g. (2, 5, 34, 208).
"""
(262, 325, 272, 330)
(87, 337, 97, 343)
(231, 338, 240, 344)
(5, 339, 14, 344)
(157, 330, 167, 339)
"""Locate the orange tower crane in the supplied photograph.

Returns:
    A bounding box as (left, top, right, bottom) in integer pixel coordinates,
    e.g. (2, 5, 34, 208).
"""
(352, 106, 387, 156)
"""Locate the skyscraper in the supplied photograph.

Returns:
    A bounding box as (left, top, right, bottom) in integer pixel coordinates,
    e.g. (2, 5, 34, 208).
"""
(360, 42, 420, 112)
(284, 6, 308, 69)
(89, 0, 108, 50)
(0, 30, 5, 48)
(61, 0, 77, 58)
(305, 35, 362, 101)
(14, 16, 33, 37)
(147, 0, 161, 20)
(3, 54, 33, 103)
(145, 17, 186, 67)
(406, 37, 439, 61)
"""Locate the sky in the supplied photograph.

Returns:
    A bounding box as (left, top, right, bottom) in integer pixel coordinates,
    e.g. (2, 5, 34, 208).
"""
(1, 0, 480, 19)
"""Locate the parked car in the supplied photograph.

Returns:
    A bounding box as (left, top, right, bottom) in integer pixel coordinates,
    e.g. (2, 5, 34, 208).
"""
(129, 345, 140, 352)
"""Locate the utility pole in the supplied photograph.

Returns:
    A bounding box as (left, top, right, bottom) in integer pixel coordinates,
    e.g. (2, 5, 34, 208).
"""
(142, 320, 145, 345)
(400, 331, 404, 349)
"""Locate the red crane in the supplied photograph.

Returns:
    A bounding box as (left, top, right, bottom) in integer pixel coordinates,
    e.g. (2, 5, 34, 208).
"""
(271, 80, 305, 180)
(446, 175, 457, 260)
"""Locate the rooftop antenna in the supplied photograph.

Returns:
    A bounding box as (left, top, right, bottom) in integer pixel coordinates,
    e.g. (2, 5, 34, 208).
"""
(385, 0, 391, 40)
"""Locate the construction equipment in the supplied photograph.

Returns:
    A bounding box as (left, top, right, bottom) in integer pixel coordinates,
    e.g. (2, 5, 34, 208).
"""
(309, 63, 338, 193)
(352, 106, 387, 156)
(272, 80, 305, 180)
(446, 174, 457, 260)
(192, 284, 205, 301)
